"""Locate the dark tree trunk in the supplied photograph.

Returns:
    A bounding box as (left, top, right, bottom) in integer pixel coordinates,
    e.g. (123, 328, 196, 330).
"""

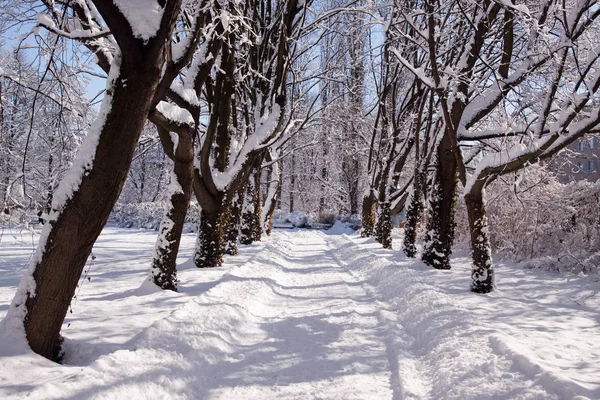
(318, 147, 328, 215)
(262, 156, 279, 236)
(349, 158, 361, 215)
(289, 153, 295, 212)
(252, 163, 263, 242)
(195, 196, 226, 268)
(361, 191, 376, 237)
(240, 165, 261, 245)
(150, 134, 194, 291)
(465, 189, 494, 293)
(223, 187, 244, 256)
(19, 57, 166, 361)
(422, 141, 458, 270)
(375, 201, 392, 249)
(265, 199, 277, 236)
(402, 172, 425, 258)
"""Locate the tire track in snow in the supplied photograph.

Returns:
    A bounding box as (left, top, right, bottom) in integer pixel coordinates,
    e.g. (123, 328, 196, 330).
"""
(196, 229, 400, 399)
(324, 233, 431, 400)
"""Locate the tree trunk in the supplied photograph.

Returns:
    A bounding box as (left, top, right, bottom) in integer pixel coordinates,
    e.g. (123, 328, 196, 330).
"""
(402, 172, 425, 258)
(361, 191, 376, 237)
(223, 187, 244, 256)
(12, 55, 165, 361)
(349, 158, 361, 215)
(150, 134, 194, 291)
(265, 200, 277, 236)
(318, 147, 328, 215)
(422, 143, 458, 270)
(465, 188, 494, 293)
(194, 196, 226, 268)
(252, 163, 263, 242)
(261, 155, 280, 236)
(240, 166, 260, 245)
(375, 201, 392, 249)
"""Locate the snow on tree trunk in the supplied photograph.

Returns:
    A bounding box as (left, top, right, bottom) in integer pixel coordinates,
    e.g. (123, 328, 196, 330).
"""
(403, 174, 425, 258)
(465, 189, 494, 293)
(261, 156, 280, 236)
(240, 167, 259, 245)
(150, 134, 194, 291)
(194, 199, 226, 268)
(4, 51, 166, 360)
(422, 151, 458, 270)
(375, 201, 393, 249)
(252, 164, 263, 242)
(224, 188, 244, 256)
(361, 191, 376, 237)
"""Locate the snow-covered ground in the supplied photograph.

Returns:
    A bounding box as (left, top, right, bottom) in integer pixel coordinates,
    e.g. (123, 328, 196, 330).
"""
(0, 226, 598, 399)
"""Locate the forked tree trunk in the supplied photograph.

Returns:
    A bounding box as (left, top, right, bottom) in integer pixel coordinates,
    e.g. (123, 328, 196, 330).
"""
(11, 54, 167, 360)
(465, 188, 494, 293)
(422, 144, 458, 270)
(361, 191, 376, 237)
(150, 134, 194, 291)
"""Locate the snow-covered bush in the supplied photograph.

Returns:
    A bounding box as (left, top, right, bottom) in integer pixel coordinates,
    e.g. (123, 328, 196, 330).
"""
(339, 214, 361, 230)
(455, 166, 600, 275)
(272, 210, 314, 228)
(317, 213, 337, 225)
(110, 202, 200, 232)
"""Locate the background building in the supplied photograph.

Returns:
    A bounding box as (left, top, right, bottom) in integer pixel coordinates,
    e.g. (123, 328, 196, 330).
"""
(554, 135, 600, 183)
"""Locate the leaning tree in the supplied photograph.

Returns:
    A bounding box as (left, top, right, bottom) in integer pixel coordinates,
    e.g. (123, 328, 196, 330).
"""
(2, 0, 223, 361)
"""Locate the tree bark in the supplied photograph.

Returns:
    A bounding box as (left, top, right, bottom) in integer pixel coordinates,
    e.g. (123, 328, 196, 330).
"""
(289, 153, 295, 212)
(361, 191, 376, 237)
(252, 163, 263, 242)
(18, 54, 167, 360)
(262, 154, 280, 236)
(422, 141, 458, 270)
(194, 195, 226, 268)
(240, 165, 261, 245)
(465, 188, 494, 293)
(375, 201, 392, 249)
(150, 134, 194, 291)
(402, 172, 425, 258)
(223, 187, 244, 256)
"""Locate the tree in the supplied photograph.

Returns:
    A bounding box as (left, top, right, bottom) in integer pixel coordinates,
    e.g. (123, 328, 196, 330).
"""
(459, 1, 600, 292)
(191, 0, 308, 268)
(3, 0, 216, 360)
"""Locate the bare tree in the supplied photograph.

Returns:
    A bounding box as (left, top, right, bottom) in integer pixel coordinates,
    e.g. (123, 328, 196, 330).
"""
(4, 0, 216, 360)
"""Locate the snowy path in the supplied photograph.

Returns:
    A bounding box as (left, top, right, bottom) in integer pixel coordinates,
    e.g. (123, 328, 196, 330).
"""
(164, 230, 399, 399)
(1, 227, 599, 399)
(0, 229, 399, 399)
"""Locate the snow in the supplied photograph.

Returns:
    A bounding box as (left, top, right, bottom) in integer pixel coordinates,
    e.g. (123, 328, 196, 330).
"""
(113, 0, 165, 42)
(36, 13, 56, 30)
(0, 227, 599, 399)
(170, 82, 200, 107)
(464, 143, 530, 194)
(156, 101, 195, 127)
(211, 104, 283, 191)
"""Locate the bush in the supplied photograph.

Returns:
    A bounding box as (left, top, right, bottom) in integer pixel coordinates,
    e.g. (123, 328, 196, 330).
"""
(455, 165, 600, 275)
(109, 202, 200, 232)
